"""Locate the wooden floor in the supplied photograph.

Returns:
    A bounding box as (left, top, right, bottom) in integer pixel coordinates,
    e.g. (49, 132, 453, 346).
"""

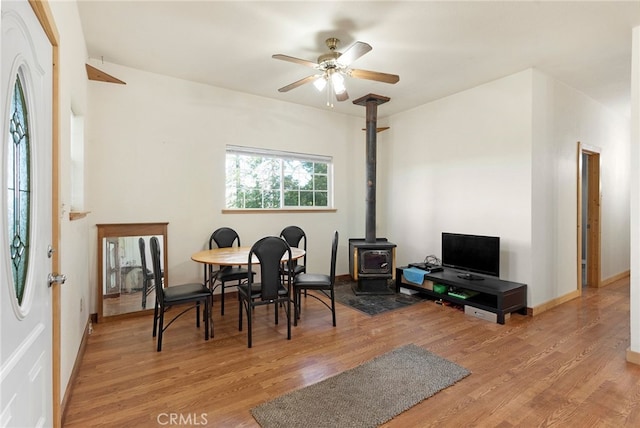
(64, 277, 640, 427)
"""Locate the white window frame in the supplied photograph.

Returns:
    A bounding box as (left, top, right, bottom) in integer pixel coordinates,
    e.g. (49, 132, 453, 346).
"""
(70, 110, 84, 212)
(224, 145, 334, 211)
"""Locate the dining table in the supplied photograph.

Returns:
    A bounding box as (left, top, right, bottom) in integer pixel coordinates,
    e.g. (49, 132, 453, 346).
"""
(191, 245, 306, 289)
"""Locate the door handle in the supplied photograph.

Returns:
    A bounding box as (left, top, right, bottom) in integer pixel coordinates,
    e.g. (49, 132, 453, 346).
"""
(48, 273, 67, 287)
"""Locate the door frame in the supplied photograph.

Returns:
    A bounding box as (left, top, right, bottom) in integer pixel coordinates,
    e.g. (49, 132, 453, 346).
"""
(25, 1, 61, 426)
(577, 142, 601, 291)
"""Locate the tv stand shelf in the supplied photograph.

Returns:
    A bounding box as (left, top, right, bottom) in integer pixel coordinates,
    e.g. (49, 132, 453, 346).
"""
(396, 267, 527, 324)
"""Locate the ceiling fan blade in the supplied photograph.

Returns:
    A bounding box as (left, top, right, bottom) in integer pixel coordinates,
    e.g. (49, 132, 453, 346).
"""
(349, 68, 400, 84)
(337, 41, 372, 66)
(272, 54, 319, 68)
(335, 89, 349, 102)
(278, 75, 321, 92)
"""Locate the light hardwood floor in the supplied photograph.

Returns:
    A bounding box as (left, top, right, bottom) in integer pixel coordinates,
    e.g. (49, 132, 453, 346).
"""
(63, 276, 640, 427)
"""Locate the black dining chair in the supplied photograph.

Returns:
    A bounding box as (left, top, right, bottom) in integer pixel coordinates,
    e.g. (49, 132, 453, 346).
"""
(293, 230, 339, 326)
(208, 227, 253, 315)
(150, 236, 212, 352)
(279, 225, 307, 280)
(238, 236, 293, 348)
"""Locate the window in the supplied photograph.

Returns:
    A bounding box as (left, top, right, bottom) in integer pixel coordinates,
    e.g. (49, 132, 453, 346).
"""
(225, 146, 332, 210)
(7, 74, 31, 305)
(70, 110, 85, 211)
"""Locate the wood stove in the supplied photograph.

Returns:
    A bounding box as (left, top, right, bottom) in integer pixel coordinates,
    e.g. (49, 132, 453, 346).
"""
(349, 94, 396, 295)
(349, 238, 396, 295)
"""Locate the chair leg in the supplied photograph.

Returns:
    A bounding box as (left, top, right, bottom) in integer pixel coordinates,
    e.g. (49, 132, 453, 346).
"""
(238, 296, 243, 331)
(204, 297, 210, 340)
(331, 288, 336, 327)
(247, 301, 253, 348)
(210, 295, 215, 338)
(293, 287, 299, 326)
(157, 309, 164, 352)
(286, 297, 291, 340)
(220, 282, 225, 315)
(196, 302, 201, 328)
(153, 300, 159, 337)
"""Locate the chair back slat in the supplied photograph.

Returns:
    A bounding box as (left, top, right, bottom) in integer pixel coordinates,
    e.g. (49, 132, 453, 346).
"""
(210, 227, 241, 249)
(149, 236, 165, 307)
(249, 236, 292, 301)
(280, 226, 305, 248)
(280, 225, 307, 272)
(329, 231, 339, 284)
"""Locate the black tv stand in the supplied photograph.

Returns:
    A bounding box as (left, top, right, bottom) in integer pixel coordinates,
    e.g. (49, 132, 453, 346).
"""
(396, 267, 527, 324)
(457, 273, 484, 281)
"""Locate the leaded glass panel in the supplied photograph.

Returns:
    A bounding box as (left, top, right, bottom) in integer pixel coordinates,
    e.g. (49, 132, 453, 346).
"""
(7, 75, 31, 305)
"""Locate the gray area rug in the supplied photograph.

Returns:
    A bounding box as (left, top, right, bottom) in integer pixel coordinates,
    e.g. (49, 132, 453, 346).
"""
(251, 344, 471, 428)
(334, 279, 427, 316)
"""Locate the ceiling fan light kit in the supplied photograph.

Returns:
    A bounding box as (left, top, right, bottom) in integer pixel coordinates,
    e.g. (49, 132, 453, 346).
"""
(330, 71, 346, 94)
(273, 37, 399, 107)
(313, 76, 327, 91)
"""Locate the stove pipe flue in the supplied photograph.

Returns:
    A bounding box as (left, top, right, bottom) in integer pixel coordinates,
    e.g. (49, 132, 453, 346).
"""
(353, 94, 390, 244)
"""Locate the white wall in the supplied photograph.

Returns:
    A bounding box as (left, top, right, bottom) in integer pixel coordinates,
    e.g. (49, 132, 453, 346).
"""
(531, 69, 630, 305)
(48, 0, 90, 402)
(85, 61, 363, 313)
(630, 26, 640, 355)
(385, 70, 533, 284)
(383, 68, 630, 308)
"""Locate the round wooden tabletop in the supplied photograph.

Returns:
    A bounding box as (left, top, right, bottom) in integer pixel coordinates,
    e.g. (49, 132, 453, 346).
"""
(191, 246, 305, 266)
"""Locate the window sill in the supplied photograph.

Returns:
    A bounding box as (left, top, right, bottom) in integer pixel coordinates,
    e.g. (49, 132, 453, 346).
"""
(222, 208, 337, 214)
(69, 211, 91, 221)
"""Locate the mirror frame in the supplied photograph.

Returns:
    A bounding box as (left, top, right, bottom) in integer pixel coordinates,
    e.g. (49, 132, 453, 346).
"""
(96, 222, 168, 322)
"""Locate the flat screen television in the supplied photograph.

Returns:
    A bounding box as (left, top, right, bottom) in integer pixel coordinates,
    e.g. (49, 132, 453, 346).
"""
(442, 232, 500, 280)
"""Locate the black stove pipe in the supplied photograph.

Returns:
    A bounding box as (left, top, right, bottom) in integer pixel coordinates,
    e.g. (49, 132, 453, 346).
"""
(353, 94, 390, 243)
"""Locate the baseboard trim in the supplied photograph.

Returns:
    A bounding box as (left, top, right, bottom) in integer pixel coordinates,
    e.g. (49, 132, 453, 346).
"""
(61, 317, 92, 425)
(530, 289, 582, 317)
(529, 270, 630, 316)
(600, 270, 630, 287)
(627, 348, 640, 365)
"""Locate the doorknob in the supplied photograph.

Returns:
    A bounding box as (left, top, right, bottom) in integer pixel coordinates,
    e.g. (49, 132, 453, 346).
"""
(48, 273, 67, 287)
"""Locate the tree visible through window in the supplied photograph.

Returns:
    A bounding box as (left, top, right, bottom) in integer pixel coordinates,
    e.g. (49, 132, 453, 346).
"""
(225, 146, 332, 209)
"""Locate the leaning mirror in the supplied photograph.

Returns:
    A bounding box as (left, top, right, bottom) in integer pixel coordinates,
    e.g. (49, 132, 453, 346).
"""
(97, 223, 168, 321)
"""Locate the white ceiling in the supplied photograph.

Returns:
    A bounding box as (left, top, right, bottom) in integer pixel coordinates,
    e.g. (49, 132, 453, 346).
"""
(76, 1, 640, 119)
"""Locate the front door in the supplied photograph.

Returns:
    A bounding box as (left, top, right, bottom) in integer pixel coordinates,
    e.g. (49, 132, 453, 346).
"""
(1, 0, 54, 426)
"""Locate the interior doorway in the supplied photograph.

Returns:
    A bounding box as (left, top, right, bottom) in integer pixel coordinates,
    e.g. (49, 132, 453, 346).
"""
(578, 144, 601, 289)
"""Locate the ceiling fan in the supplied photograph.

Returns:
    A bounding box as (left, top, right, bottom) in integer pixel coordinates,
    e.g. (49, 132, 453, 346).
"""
(272, 37, 400, 106)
